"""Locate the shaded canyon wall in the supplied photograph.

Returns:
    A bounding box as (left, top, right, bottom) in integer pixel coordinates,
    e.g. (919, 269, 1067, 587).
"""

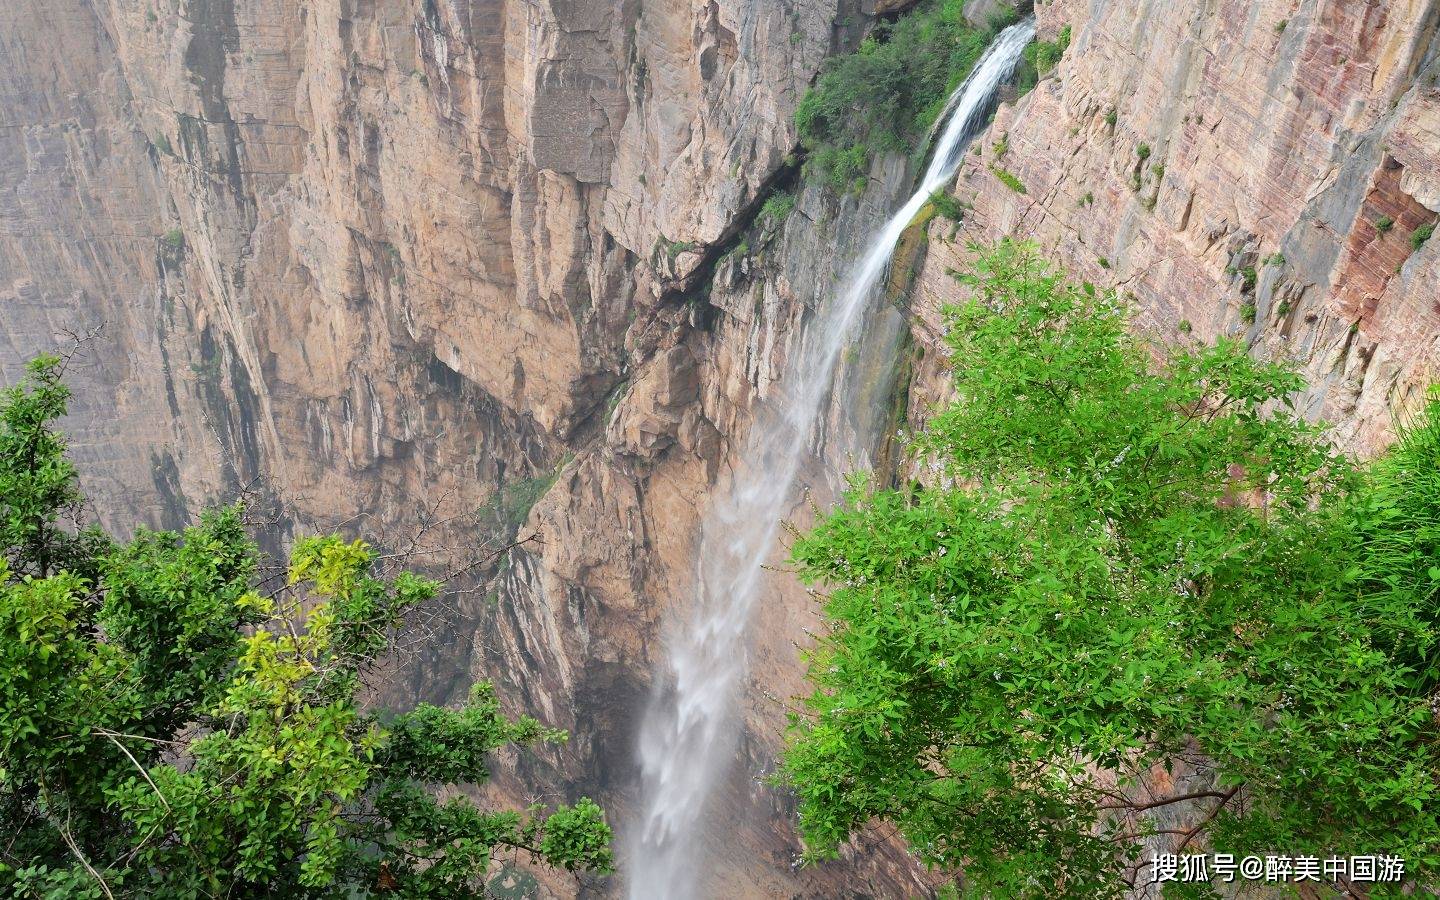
(0, 0, 932, 894)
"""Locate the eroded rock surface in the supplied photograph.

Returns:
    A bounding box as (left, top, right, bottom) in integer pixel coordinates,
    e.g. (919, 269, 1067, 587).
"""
(6, 0, 1439, 896)
(911, 0, 1440, 459)
(2, 0, 930, 894)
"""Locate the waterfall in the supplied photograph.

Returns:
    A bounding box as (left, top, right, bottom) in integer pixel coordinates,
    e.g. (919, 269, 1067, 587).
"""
(628, 19, 1037, 898)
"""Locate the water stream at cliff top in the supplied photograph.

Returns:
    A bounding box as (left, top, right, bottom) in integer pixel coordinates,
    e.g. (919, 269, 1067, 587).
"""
(629, 19, 1036, 898)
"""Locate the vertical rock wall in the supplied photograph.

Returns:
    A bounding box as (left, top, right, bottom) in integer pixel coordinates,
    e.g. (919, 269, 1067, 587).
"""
(8, 0, 1439, 895)
(1, 0, 934, 894)
(911, 0, 1440, 459)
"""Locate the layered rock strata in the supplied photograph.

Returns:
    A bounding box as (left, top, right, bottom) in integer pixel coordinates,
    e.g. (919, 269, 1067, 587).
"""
(911, 0, 1440, 459)
(1, 0, 932, 894)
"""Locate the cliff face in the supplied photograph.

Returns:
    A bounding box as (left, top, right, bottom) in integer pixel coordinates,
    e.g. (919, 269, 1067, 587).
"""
(911, 0, 1440, 458)
(2, 0, 927, 894)
(12, 0, 843, 524)
(5, 0, 1440, 896)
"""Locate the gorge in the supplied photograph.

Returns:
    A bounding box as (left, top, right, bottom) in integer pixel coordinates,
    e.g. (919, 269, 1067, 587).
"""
(3, 0, 1439, 896)
(631, 20, 1034, 897)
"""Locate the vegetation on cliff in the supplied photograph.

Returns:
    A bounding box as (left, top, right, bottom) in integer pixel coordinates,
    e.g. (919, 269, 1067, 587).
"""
(1013, 22, 1070, 96)
(0, 356, 612, 898)
(795, 0, 1016, 193)
(782, 242, 1439, 896)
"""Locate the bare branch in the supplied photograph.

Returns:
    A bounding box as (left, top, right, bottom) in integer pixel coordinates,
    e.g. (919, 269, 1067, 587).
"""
(1172, 784, 1242, 855)
(1096, 788, 1238, 813)
(56, 811, 115, 900)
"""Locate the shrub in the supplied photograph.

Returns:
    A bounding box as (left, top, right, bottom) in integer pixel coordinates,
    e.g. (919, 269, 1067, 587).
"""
(1011, 54, 1038, 96)
(807, 143, 870, 195)
(162, 228, 185, 251)
(929, 189, 966, 222)
(1026, 24, 1071, 79)
(989, 165, 1026, 194)
(1376, 216, 1395, 234)
(796, 0, 999, 189)
(657, 236, 696, 263)
(1136, 142, 1151, 161)
(1412, 222, 1435, 250)
(781, 240, 1440, 896)
(481, 463, 565, 535)
(0, 358, 613, 897)
(1240, 300, 1257, 324)
(760, 191, 797, 225)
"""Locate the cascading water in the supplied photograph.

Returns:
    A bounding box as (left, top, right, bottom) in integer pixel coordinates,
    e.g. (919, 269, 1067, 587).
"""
(629, 19, 1037, 899)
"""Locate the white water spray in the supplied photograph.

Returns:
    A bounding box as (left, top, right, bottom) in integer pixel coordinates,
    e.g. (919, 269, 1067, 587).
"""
(629, 19, 1036, 898)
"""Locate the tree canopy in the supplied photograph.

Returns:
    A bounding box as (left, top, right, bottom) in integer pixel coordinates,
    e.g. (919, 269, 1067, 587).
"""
(0, 354, 612, 898)
(795, 0, 1008, 193)
(781, 241, 1440, 896)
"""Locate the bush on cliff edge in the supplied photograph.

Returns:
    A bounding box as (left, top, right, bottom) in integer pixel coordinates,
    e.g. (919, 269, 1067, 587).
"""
(782, 241, 1440, 896)
(0, 354, 613, 898)
(795, 0, 1011, 193)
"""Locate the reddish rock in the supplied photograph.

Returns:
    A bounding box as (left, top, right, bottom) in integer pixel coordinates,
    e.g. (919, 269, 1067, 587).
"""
(912, 0, 1440, 456)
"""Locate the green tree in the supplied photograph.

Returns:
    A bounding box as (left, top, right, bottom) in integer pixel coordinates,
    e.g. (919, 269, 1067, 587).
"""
(795, 0, 1006, 192)
(781, 242, 1440, 896)
(0, 355, 612, 898)
(0, 355, 110, 582)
